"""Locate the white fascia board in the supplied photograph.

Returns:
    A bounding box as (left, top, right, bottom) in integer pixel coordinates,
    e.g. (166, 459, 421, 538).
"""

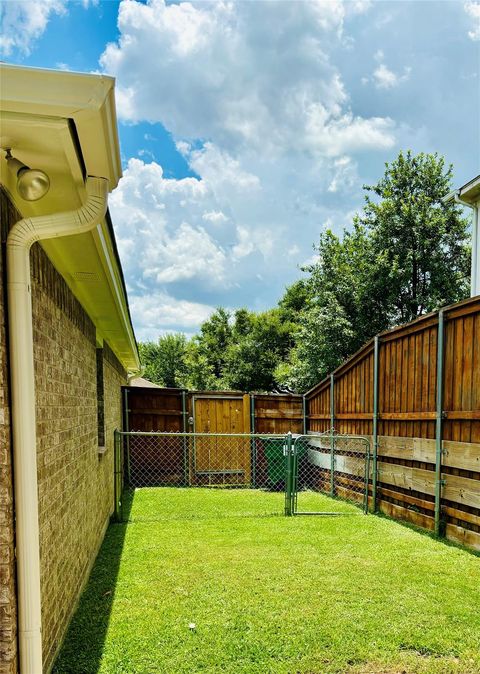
(458, 175, 480, 204)
(93, 219, 140, 371)
(1, 64, 138, 369)
(0, 63, 122, 188)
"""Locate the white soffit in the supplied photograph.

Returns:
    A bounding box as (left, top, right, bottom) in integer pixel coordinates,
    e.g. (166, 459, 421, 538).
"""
(459, 175, 480, 205)
(0, 66, 138, 371)
(0, 63, 121, 188)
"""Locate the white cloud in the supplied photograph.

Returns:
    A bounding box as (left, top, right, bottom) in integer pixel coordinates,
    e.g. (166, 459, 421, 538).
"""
(188, 143, 261, 192)
(327, 156, 357, 193)
(148, 222, 227, 285)
(101, 0, 394, 158)
(373, 63, 411, 89)
(110, 158, 227, 289)
(101, 1, 401, 335)
(129, 292, 214, 341)
(0, 0, 66, 55)
(464, 1, 480, 40)
(202, 210, 228, 224)
(232, 225, 274, 260)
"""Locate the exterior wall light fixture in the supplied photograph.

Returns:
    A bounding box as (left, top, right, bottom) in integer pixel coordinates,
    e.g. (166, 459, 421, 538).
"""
(4, 148, 50, 201)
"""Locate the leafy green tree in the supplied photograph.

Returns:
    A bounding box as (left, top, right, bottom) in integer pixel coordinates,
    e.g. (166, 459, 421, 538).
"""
(223, 309, 295, 391)
(359, 151, 470, 324)
(275, 295, 355, 392)
(277, 151, 470, 392)
(194, 308, 232, 380)
(137, 341, 163, 385)
(184, 341, 217, 390)
(278, 279, 310, 323)
(138, 333, 188, 388)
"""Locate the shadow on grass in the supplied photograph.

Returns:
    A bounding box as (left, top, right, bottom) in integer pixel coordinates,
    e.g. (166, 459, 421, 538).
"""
(52, 489, 134, 674)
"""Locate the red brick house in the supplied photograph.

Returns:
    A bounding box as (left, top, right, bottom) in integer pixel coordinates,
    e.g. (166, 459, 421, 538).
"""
(0, 64, 139, 674)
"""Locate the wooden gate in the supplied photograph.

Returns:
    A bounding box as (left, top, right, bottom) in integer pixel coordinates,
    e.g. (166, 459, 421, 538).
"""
(192, 394, 250, 434)
(192, 394, 251, 485)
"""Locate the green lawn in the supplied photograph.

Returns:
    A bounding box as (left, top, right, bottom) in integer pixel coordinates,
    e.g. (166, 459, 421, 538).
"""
(53, 488, 480, 674)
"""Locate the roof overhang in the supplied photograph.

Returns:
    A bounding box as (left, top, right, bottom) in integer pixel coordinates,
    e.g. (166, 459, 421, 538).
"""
(0, 63, 139, 372)
(457, 175, 480, 205)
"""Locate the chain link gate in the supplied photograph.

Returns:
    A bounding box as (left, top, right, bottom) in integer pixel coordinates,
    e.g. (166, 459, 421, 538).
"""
(286, 432, 371, 515)
(115, 431, 293, 520)
(114, 430, 370, 520)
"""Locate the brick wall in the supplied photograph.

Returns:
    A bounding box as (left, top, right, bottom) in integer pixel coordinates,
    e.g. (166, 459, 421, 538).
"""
(0, 187, 18, 674)
(30, 245, 128, 671)
(0, 186, 129, 673)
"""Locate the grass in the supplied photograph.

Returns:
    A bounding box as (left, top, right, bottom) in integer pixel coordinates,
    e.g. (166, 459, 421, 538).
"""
(53, 488, 480, 674)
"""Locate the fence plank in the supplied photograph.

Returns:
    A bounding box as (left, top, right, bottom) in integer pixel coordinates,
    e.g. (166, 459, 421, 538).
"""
(442, 440, 480, 471)
(445, 524, 480, 551)
(378, 500, 435, 530)
(442, 473, 480, 510)
(377, 462, 435, 494)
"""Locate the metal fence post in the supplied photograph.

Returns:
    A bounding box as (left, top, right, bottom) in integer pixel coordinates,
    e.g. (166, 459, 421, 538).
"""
(123, 388, 131, 487)
(250, 395, 256, 487)
(285, 432, 293, 516)
(181, 390, 189, 486)
(372, 336, 380, 513)
(435, 309, 445, 537)
(113, 429, 121, 522)
(330, 373, 335, 496)
(302, 395, 307, 435)
(364, 439, 371, 515)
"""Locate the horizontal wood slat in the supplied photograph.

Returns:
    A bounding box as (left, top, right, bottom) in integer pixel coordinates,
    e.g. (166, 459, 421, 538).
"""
(255, 410, 303, 419)
(130, 408, 182, 416)
(374, 436, 480, 472)
(378, 499, 434, 530)
(377, 462, 435, 495)
(306, 412, 480, 422)
(377, 461, 480, 510)
(445, 524, 480, 551)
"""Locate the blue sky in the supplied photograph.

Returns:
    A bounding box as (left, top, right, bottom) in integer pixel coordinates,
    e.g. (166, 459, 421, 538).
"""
(2, 0, 479, 341)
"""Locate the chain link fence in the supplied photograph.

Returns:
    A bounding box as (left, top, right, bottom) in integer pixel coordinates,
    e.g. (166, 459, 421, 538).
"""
(290, 432, 370, 515)
(114, 431, 370, 521)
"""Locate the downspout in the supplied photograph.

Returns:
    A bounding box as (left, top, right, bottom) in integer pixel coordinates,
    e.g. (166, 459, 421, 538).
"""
(454, 193, 478, 297)
(7, 176, 108, 674)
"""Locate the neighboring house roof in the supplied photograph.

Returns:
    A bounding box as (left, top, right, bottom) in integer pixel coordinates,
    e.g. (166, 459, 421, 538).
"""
(458, 174, 480, 204)
(129, 377, 162, 388)
(0, 63, 139, 372)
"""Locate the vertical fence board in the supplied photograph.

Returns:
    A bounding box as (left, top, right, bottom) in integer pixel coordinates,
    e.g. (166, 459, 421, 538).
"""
(305, 297, 480, 550)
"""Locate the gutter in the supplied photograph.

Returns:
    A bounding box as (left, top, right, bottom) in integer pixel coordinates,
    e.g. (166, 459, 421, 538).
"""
(7, 176, 108, 674)
(443, 189, 479, 297)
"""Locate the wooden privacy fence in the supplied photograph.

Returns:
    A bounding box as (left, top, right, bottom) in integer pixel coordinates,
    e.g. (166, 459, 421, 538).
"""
(122, 388, 305, 437)
(306, 295, 480, 551)
(122, 296, 479, 551)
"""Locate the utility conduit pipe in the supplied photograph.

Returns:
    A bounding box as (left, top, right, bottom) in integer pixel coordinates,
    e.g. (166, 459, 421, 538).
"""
(7, 177, 108, 674)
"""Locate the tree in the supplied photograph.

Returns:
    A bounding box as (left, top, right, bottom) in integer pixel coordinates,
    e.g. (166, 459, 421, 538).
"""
(138, 341, 163, 385)
(184, 341, 217, 391)
(359, 151, 470, 325)
(275, 294, 355, 392)
(138, 333, 188, 388)
(223, 309, 296, 391)
(277, 151, 470, 392)
(194, 308, 232, 381)
(278, 279, 310, 323)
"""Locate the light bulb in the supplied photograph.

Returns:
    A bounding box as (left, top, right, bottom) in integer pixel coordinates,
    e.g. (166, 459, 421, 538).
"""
(5, 149, 50, 201)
